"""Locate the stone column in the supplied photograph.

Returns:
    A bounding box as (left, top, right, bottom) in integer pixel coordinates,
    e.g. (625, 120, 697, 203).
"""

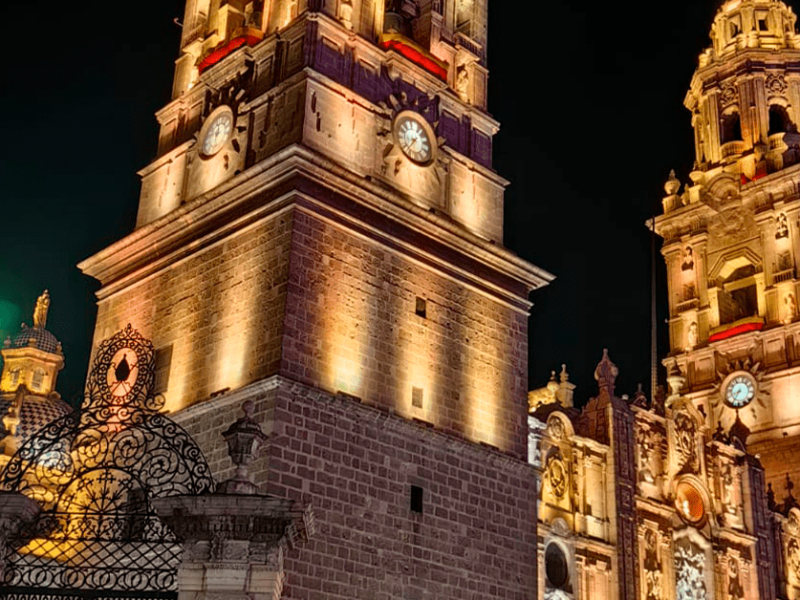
(0, 493, 40, 582)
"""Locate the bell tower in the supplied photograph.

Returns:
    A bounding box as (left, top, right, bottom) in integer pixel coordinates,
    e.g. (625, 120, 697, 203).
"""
(78, 0, 551, 597)
(655, 0, 800, 496)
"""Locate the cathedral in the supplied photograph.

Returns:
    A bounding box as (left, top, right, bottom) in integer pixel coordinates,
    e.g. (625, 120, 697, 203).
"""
(1, 0, 800, 599)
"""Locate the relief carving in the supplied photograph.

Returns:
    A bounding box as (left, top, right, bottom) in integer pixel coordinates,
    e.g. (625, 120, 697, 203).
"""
(674, 412, 698, 472)
(674, 539, 708, 600)
(727, 558, 744, 600)
(644, 529, 663, 600)
(637, 426, 658, 484)
(545, 450, 568, 500)
(720, 81, 739, 108)
(767, 73, 788, 98)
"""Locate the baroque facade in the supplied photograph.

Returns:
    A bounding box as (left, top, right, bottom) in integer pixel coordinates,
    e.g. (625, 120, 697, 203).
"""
(529, 1, 800, 599)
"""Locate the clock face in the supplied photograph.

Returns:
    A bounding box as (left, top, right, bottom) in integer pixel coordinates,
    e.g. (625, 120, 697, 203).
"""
(393, 112, 435, 165)
(201, 109, 233, 157)
(724, 373, 756, 408)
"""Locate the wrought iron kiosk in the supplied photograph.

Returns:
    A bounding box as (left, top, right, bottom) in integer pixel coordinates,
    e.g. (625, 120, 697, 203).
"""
(0, 326, 312, 600)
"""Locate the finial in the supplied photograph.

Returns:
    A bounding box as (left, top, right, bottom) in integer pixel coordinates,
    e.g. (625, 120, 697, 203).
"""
(594, 349, 619, 397)
(33, 290, 50, 329)
(560, 364, 569, 383)
(218, 400, 268, 495)
(665, 169, 681, 195)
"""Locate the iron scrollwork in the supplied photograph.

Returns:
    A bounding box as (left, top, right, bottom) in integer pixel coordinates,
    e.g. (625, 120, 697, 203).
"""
(0, 325, 215, 595)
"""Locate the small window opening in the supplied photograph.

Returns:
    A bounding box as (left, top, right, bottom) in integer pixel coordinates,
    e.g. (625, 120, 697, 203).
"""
(154, 344, 173, 394)
(759, 18, 768, 32)
(415, 297, 427, 318)
(9, 368, 20, 387)
(730, 19, 741, 37)
(719, 265, 759, 325)
(32, 369, 44, 391)
(412, 386, 423, 408)
(410, 485, 424, 513)
(769, 105, 793, 136)
(720, 112, 742, 144)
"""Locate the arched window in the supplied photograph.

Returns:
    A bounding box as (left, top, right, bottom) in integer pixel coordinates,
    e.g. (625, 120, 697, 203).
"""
(769, 105, 793, 136)
(720, 112, 742, 144)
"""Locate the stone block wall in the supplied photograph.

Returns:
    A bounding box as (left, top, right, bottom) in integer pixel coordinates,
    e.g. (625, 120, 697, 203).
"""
(176, 378, 539, 600)
(91, 209, 295, 413)
(282, 208, 529, 455)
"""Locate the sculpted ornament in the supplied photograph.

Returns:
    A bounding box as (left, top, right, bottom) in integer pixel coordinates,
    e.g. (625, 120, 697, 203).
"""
(548, 417, 566, 441)
(636, 426, 658, 484)
(727, 559, 744, 600)
(789, 538, 800, 579)
(674, 540, 708, 600)
(767, 73, 788, 97)
(720, 81, 738, 108)
(644, 529, 663, 600)
(545, 453, 568, 500)
(674, 412, 697, 470)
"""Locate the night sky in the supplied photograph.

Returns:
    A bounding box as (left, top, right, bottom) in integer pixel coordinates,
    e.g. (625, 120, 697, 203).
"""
(0, 1, 728, 406)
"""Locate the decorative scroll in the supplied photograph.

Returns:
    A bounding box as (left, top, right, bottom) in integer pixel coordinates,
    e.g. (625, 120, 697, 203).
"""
(0, 325, 215, 595)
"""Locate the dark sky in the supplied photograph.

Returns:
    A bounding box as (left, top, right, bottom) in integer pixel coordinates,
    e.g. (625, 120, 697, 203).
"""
(0, 1, 727, 405)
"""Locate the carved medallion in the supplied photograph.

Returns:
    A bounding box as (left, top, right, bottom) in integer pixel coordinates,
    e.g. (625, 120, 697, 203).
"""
(766, 73, 788, 97)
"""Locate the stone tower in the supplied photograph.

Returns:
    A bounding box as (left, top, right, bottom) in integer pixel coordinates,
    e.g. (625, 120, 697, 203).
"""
(654, 0, 800, 496)
(78, 0, 552, 598)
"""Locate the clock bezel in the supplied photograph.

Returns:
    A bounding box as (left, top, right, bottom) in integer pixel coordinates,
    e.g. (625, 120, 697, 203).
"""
(721, 370, 757, 409)
(392, 110, 436, 166)
(198, 105, 234, 158)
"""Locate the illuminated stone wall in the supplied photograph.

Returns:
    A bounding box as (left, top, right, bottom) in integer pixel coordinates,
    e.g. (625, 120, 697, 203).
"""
(175, 377, 538, 600)
(90, 209, 294, 411)
(91, 200, 530, 455)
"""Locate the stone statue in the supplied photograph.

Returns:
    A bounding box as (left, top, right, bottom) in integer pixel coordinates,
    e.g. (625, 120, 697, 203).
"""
(784, 292, 797, 324)
(727, 559, 744, 600)
(687, 322, 698, 350)
(777, 212, 789, 239)
(682, 246, 695, 271)
(33, 290, 50, 329)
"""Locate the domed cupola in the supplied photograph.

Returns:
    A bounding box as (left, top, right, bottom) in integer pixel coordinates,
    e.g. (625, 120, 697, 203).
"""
(0, 291, 70, 455)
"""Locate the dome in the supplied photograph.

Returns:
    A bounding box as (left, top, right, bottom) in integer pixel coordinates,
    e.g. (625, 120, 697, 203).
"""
(0, 391, 71, 446)
(12, 324, 61, 354)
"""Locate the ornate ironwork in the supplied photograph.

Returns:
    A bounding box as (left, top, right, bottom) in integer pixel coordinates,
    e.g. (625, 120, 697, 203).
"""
(0, 325, 215, 596)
